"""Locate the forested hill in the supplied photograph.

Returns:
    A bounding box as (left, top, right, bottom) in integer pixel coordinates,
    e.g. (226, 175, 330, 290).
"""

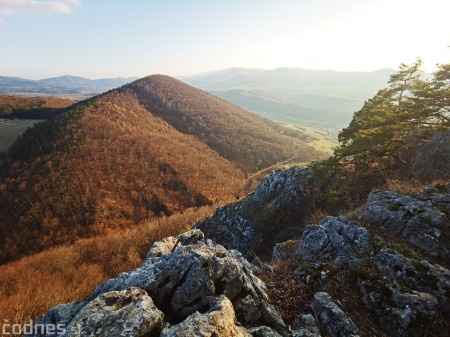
(0, 75, 322, 264)
(0, 95, 74, 119)
(127, 75, 323, 172)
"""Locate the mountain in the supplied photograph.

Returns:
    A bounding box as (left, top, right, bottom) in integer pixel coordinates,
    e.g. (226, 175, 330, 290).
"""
(0, 75, 323, 263)
(0, 75, 138, 96)
(180, 67, 396, 128)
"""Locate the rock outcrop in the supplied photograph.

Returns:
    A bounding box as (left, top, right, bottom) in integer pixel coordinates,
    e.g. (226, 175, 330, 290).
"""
(298, 216, 371, 267)
(62, 288, 164, 337)
(360, 189, 449, 258)
(159, 296, 251, 337)
(196, 167, 324, 259)
(359, 279, 439, 337)
(29, 230, 286, 337)
(291, 314, 322, 337)
(413, 130, 450, 180)
(374, 248, 450, 311)
(310, 292, 360, 337)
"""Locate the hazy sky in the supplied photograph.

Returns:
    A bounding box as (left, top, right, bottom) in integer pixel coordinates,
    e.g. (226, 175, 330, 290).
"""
(0, 0, 449, 79)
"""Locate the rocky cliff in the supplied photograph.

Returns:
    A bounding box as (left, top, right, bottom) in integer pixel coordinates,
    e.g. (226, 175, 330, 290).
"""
(195, 167, 325, 259)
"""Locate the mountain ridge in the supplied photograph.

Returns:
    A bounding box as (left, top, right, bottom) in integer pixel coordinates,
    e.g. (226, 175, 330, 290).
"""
(180, 67, 397, 128)
(0, 75, 139, 95)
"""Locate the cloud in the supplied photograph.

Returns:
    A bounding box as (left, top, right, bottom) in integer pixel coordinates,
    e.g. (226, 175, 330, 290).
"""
(0, 0, 80, 24)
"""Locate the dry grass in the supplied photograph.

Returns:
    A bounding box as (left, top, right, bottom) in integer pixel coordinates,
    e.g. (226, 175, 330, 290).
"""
(258, 257, 393, 336)
(0, 205, 214, 329)
(382, 179, 425, 195)
(303, 209, 329, 225)
(258, 258, 315, 325)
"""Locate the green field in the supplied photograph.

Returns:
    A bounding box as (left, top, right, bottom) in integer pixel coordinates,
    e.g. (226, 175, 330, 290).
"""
(278, 123, 339, 155)
(0, 119, 41, 152)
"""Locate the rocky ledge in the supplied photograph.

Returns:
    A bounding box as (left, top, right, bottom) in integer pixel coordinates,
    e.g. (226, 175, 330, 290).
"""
(360, 189, 449, 258)
(28, 230, 286, 337)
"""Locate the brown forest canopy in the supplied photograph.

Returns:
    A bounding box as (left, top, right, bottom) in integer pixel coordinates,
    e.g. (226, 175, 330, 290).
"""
(0, 75, 321, 264)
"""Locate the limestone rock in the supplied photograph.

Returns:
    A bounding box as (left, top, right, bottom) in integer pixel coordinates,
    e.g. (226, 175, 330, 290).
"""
(126, 244, 284, 332)
(298, 216, 371, 266)
(63, 288, 163, 337)
(31, 230, 286, 337)
(374, 248, 450, 311)
(160, 295, 251, 337)
(360, 190, 449, 258)
(291, 314, 322, 337)
(311, 292, 360, 337)
(359, 279, 439, 337)
(248, 326, 283, 337)
(195, 167, 324, 259)
(89, 231, 285, 334)
(414, 191, 450, 216)
(146, 236, 178, 259)
(30, 302, 86, 336)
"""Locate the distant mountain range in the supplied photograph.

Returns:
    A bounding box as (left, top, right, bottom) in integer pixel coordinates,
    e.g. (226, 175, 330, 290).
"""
(0, 75, 138, 96)
(180, 67, 396, 128)
(0, 68, 397, 128)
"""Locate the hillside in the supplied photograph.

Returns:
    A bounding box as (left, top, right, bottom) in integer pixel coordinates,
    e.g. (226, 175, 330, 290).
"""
(127, 75, 323, 172)
(0, 75, 322, 264)
(181, 67, 395, 128)
(0, 95, 74, 119)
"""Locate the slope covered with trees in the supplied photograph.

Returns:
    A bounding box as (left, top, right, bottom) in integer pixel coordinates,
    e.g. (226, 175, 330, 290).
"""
(129, 75, 322, 172)
(0, 76, 321, 263)
(0, 95, 74, 119)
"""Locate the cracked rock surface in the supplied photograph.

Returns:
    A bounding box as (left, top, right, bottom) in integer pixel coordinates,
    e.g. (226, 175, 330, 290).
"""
(29, 230, 286, 337)
(298, 216, 371, 266)
(374, 248, 450, 311)
(359, 279, 439, 337)
(360, 189, 449, 258)
(311, 292, 360, 337)
(291, 314, 322, 337)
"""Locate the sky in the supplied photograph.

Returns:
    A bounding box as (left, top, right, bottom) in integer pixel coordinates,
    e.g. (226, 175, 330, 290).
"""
(0, 0, 449, 79)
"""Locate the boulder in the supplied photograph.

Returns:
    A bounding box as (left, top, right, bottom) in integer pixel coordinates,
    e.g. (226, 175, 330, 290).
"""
(160, 295, 251, 337)
(298, 216, 371, 266)
(413, 130, 450, 180)
(310, 292, 360, 337)
(124, 244, 285, 332)
(291, 314, 322, 337)
(359, 279, 439, 337)
(195, 167, 324, 259)
(61, 288, 163, 337)
(360, 190, 449, 258)
(33, 230, 286, 337)
(29, 302, 86, 336)
(374, 249, 450, 311)
(145, 236, 178, 259)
